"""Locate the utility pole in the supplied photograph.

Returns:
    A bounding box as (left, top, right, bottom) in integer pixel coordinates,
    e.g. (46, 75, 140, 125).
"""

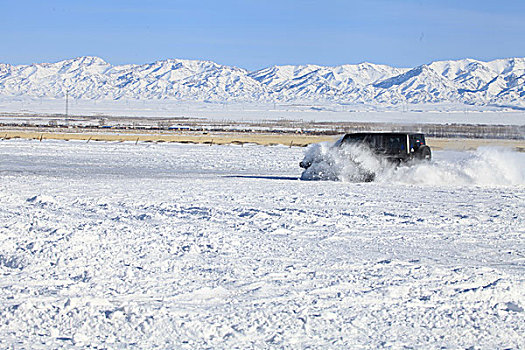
(65, 90, 69, 117)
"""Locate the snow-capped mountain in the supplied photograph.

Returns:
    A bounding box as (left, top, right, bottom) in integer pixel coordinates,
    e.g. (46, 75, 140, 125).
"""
(0, 56, 523, 107)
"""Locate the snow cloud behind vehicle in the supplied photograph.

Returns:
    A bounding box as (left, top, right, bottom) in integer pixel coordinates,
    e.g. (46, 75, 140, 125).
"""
(301, 142, 525, 186)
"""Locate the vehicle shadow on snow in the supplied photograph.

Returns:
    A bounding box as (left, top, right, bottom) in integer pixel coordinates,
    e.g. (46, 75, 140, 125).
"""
(223, 175, 300, 181)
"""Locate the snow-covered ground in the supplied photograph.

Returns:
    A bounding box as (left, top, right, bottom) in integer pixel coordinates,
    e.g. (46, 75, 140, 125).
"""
(1, 97, 525, 125)
(0, 139, 523, 348)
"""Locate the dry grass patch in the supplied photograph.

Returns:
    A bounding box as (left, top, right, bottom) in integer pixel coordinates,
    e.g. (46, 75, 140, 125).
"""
(0, 129, 523, 151)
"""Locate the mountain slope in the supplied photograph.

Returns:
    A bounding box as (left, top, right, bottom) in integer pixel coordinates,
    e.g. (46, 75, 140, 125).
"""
(0, 56, 523, 107)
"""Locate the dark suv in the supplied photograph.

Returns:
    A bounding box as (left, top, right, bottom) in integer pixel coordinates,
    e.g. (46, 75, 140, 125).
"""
(300, 132, 431, 170)
(339, 132, 431, 162)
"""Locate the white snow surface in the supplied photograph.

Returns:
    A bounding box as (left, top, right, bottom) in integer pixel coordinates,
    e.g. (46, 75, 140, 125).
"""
(2, 97, 525, 125)
(0, 56, 524, 108)
(0, 139, 524, 348)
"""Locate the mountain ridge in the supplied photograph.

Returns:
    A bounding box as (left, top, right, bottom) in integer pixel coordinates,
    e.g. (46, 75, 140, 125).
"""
(0, 56, 523, 107)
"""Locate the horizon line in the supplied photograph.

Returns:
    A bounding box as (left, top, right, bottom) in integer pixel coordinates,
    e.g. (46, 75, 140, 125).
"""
(1, 55, 523, 71)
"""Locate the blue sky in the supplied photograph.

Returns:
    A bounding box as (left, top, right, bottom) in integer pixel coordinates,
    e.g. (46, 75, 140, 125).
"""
(2, 0, 524, 69)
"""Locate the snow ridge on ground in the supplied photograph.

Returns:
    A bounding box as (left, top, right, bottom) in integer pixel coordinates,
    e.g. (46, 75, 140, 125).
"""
(0, 139, 524, 348)
(0, 56, 524, 107)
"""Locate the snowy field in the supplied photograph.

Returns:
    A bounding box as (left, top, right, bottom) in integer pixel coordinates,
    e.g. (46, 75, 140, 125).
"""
(2, 97, 525, 125)
(0, 139, 524, 348)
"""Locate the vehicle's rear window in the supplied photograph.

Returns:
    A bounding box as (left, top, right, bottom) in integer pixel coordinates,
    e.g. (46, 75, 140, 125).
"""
(409, 134, 426, 148)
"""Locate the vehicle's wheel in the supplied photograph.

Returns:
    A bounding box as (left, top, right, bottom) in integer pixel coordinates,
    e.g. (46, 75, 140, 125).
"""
(415, 146, 431, 161)
(363, 171, 375, 182)
(299, 160, 311, 169)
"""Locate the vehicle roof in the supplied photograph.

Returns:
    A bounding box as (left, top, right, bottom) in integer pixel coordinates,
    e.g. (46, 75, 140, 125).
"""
(343, 132, 425, 136)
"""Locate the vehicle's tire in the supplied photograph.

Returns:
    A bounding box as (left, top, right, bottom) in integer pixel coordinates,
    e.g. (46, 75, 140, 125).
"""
(415, 145, 431, 161)
(363, 171, 375, 182)
(299, 161, 311, 169)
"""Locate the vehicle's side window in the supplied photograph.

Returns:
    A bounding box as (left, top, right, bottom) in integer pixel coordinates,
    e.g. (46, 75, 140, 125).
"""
(387, 136, 399, 148)
(367, 135, 379, 148)
(398, 137, 405, 150)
